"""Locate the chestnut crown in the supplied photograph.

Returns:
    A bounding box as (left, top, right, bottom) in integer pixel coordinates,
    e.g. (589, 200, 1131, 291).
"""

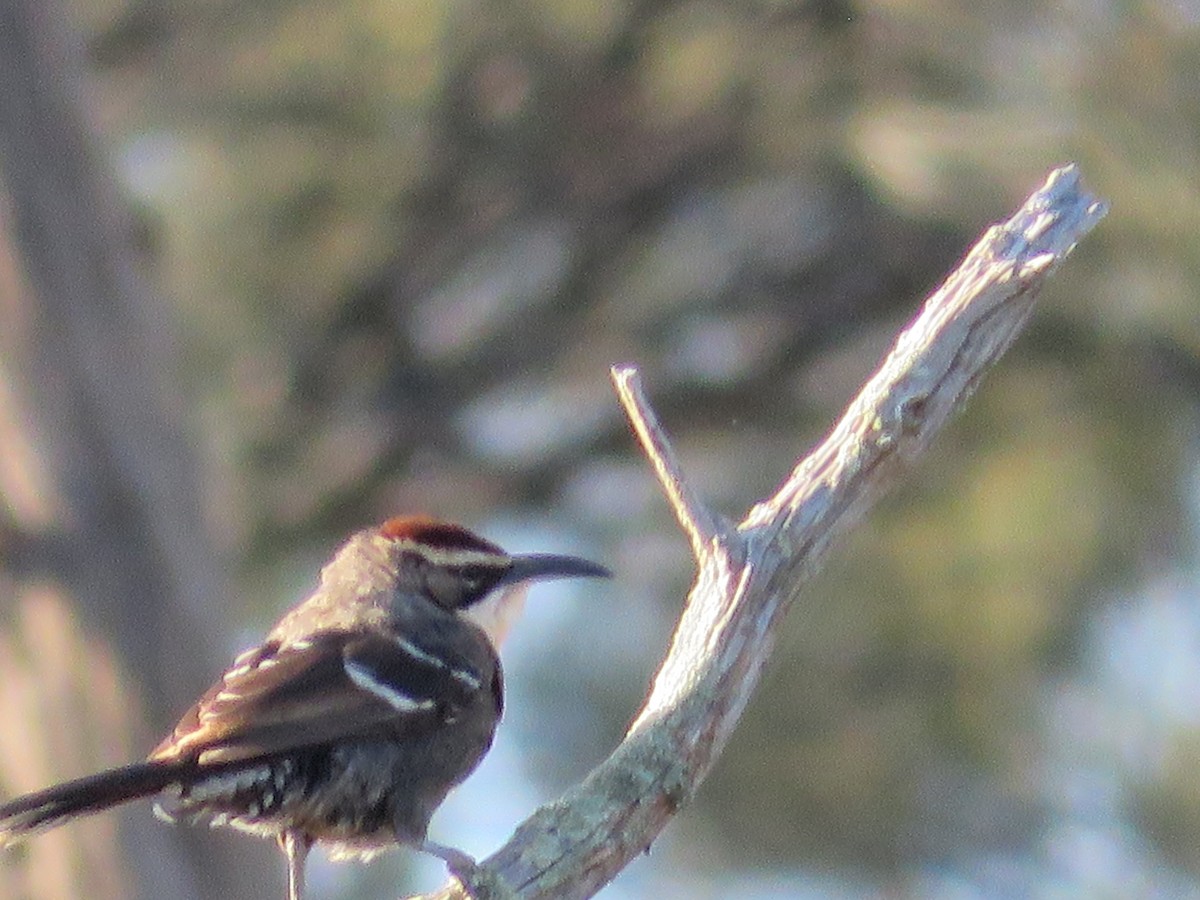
(378, 516, 610, 611)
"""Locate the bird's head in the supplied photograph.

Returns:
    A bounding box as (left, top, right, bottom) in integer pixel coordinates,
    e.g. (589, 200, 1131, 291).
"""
(376, 516, 610, 646)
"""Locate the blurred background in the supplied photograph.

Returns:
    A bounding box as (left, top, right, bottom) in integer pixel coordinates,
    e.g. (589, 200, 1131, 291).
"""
(0, 0, 1197, 898)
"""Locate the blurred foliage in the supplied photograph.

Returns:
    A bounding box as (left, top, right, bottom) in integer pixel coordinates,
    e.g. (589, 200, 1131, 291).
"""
(48, 0, 1200, 894)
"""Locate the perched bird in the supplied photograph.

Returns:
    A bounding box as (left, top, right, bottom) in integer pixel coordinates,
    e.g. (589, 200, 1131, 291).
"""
(0, 516, 609, 899)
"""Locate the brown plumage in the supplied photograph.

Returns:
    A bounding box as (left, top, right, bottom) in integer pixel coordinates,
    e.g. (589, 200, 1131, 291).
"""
(0, 517, 608, 899)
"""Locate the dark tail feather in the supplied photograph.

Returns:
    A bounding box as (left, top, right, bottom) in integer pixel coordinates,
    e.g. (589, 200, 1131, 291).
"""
(0, 761, 188, 845)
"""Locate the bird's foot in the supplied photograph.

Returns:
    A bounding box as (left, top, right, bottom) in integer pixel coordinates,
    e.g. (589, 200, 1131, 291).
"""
(420, 841, 517, 900)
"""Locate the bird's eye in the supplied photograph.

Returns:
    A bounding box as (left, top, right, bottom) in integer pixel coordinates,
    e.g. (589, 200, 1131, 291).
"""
(458, 568, 495, 598)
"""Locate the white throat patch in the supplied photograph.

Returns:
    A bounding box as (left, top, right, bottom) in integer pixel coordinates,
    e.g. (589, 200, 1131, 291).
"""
(461, 583, 530, 648)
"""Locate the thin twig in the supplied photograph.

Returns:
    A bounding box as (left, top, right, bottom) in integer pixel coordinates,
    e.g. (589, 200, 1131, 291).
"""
(610, 365, 726, 559)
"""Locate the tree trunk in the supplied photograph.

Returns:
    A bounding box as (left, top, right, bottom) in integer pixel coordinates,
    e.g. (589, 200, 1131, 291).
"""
(0, 1, 276, 897)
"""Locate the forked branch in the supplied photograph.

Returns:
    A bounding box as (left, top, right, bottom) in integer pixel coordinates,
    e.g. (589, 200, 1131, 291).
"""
(424, 164, 1108, 900)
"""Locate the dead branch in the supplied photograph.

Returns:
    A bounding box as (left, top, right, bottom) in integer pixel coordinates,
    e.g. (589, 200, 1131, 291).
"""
(426, 164, 1108, 900)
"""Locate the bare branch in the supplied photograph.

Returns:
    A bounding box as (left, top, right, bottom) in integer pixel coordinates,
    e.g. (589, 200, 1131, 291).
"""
(424, 164, 1107, 899)
(610, 365, 729, 561)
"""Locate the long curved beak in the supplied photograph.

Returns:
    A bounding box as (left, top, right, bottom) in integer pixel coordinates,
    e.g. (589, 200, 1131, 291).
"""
(500, 553, 611, 587)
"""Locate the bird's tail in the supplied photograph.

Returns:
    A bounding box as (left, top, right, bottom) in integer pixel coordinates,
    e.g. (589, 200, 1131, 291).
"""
(0, 761, 188, 845)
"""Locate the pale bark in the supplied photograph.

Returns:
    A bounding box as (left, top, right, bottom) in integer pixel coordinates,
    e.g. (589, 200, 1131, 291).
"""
(427, 165, 1108, 900)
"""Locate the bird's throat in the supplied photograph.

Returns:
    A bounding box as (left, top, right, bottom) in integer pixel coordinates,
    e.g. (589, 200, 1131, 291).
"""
(461, 584, 529, 648)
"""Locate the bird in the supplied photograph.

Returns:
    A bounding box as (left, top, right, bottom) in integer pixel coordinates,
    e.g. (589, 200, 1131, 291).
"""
(0, 515, 609, 899)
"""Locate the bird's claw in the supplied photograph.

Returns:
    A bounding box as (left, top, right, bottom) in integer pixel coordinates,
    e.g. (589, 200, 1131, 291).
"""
(420, 841, 517, 900)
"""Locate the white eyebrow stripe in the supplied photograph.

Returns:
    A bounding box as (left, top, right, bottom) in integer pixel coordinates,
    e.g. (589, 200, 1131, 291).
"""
(370, 535, 510, 569)
(344, 659, 437, 713)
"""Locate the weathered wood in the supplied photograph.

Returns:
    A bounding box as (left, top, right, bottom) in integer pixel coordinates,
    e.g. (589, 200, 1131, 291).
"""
(425, 165, 1107, 899)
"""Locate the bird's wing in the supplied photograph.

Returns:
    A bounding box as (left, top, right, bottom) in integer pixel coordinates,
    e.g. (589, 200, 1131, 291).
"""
(150, 629, 496, 765)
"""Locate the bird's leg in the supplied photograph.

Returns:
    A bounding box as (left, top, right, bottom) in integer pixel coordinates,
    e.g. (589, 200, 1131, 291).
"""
(279, 831, 312, 900)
